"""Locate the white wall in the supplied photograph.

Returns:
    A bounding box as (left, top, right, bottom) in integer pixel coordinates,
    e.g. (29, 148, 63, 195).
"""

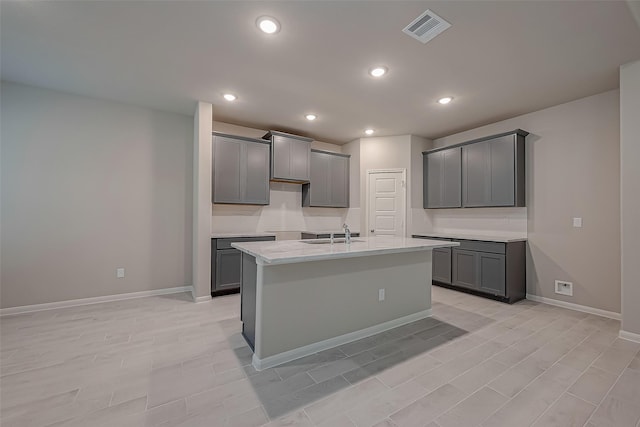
(211, 122, 351, 238)
(0, 82, 194, 308)
(620, 60, 640, 336)
(431, 90, 621, 313)
(192, 102, 212, 300)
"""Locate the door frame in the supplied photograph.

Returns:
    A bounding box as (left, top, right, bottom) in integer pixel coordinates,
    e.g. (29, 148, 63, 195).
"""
(365, 168, 407, 237)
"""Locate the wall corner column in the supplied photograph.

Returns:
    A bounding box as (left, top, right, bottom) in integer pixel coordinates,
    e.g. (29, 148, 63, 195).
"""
(620, 59, 640, 342)
(192, 101, 213, 302)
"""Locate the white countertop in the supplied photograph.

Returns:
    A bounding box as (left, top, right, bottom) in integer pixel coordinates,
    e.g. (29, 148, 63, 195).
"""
(412, 231, 527, 243)
(232, 236, 459, 265)
(211, 232, 277, 239)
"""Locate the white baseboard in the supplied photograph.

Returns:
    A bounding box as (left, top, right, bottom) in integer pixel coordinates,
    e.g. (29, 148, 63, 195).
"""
(0, 286, 193, 316)
(194, 295, 212, 303)
(252, 309, 433, 371)
(619, 330, 640, 344)
(526, 294, 621, 320)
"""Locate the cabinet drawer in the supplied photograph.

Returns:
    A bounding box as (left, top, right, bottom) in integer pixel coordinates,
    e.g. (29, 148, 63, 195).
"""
(456, 240, 505, 254)
(216, 236, 275, 249)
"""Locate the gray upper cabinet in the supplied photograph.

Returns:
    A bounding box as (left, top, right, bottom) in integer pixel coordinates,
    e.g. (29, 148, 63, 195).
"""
(302, 150, 350, 208)
(263, 131, 313, 183)
(463, 133, 520, 207)
(423, 147, 461, 208)
(212, 132, 270, 205)
(423, 129, 527, 209)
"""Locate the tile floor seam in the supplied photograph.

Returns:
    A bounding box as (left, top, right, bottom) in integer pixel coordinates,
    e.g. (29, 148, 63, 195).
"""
(584, 346, 628, 425)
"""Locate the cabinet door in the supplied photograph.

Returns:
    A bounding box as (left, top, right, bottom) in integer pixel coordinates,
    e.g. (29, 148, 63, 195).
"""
(452, 249, 478, 289)
(309, 151, 331, 206)
(330, 155, 349, 207)
(463, 135, 516, 207)
(272, 135, 291, 180)
(478, 253, 506, 296)
(432, 248, 452, 284)
(290, 140, 311, 181)
(424, 148, 461, 208)
(215, 249, 241, 290)
(489, 135, 515, 206)
(424, 152, 443, 208)
(243, 142, 270, 205)
(442, 148, 462, 207)
(213, 136, 242, 203)
(462, 142, 491, 207)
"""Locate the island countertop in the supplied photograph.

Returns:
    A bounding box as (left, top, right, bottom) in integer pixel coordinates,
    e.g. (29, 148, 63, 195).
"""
(232, 236, 459, 265)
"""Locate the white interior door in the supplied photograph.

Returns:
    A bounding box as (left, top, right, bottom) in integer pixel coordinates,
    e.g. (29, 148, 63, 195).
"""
(368, 170, 406, 237)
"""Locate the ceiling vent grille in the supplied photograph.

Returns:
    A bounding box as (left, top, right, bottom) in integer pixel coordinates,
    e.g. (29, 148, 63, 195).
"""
(402, 9, 451, 44)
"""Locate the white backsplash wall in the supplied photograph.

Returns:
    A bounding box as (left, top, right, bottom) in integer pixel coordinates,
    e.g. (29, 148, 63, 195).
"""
(419, 208, 528, 236)
(211, 182, 358, 237)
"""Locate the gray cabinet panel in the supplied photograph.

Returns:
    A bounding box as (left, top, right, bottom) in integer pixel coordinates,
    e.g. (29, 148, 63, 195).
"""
(331, 155, 349, 207)
(213, 136, 242, 203)
(463, 134, 516, 207)
(213, 133, 270, 205)
(432, 248, 452, 284)
(425, 152, 442, 208)
(266, 131, 312, 182)
(244, 142, 270, 204)
(443, 148, 462, 207)
(423, 147, 461, 208)
(489, 135, 515, 206)
(303, 150, 350, 208)
(452, 249, 478, 289)
(212, 236, 275, 296)
(290, 138, 311, 181)
(309, 151, 331, 206)
(462, 142, 491, 207)
(478, 253, 506, 296)
(272, 136, 291, 181)
(215, 250, 241, 290)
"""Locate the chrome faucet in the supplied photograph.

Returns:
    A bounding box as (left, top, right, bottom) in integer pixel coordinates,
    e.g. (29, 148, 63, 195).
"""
(342, 223, 351, 244)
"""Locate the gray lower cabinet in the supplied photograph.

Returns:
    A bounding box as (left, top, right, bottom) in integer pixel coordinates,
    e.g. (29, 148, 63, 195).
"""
(263, 130, 313, 183)
(212, 132, 270, 205)
(424, 147, 461, 208)
(302, 150, 350, 208)
(432, 248, 452, 284)
(413, 235, 525, 303)
(211, 236, 275, 296)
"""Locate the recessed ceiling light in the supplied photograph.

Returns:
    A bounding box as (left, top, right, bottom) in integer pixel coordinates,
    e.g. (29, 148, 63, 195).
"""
(438, 97, 453, 105)
(223, 93, 237, 101)
(369, 66, 388, 78)
(305, 114, 317, 121)
(365, 129, 375, 135)
(256, 16, 280, 34)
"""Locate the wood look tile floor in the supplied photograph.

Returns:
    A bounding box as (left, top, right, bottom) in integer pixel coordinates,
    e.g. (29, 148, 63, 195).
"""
(2, 287, 639, 427)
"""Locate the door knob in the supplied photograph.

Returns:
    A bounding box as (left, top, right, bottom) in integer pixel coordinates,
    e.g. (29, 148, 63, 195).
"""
(370, 229, 375, 232)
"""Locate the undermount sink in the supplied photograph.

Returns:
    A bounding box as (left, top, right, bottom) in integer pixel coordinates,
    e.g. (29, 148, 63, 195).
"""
(301, 238, 363, 244)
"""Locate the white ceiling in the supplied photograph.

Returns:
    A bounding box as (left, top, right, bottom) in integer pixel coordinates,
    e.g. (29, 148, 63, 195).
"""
(2, 1, 639, 144)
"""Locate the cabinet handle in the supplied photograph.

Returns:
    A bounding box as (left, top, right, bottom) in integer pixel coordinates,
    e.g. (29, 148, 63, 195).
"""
(370, 229, 375, 233)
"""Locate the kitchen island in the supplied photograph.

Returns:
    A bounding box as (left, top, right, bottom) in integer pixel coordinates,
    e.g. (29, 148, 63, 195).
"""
(232, 236, 459, 370)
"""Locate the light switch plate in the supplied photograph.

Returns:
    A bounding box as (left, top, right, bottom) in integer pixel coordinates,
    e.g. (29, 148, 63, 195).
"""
(573, 217, 582, 228)
(116, 268, 125, 279)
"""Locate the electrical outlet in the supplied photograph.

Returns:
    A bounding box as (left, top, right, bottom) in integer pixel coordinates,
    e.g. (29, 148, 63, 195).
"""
(573, 217, 583, 228)
(116, 268, 125, 279)
(555, 280, 573, 296)
(378, 288, 385, 301)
